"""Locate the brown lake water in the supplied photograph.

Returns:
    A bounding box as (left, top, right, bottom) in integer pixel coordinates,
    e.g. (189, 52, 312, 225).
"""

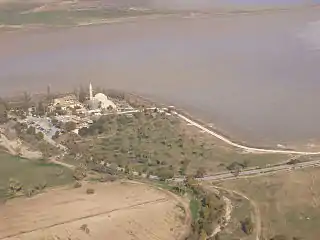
(0, 6, 320, 148)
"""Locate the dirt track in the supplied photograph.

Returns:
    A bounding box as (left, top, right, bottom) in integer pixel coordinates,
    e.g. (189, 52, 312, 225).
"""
(0, 181, 187, 240)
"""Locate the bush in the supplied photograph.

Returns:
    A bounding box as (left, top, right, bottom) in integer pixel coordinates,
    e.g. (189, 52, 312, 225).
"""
(7, 178, 23, 195)
(73, 166, 87, 180)
(25, 187, 36, 198)
(64, 121, 77, 132)
(86, 188, 95, 194)
(74, 181, 82, 188)
(35, 181, 47, 191)
(35, 132, 44, 141)
(156, 168, 174, 181)
(26, 126, 36, 135)
(195, 167, 206, 178)
(99, 174, 117, 182)
(80, 224, 90, 234)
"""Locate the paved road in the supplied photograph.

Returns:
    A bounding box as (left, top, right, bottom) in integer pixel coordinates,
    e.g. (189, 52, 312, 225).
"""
(199, 159, 320, 181)
(174, 111, 320, 155)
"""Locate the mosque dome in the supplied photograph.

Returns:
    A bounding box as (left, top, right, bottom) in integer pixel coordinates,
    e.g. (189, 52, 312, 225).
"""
(94, 93, 116, 110)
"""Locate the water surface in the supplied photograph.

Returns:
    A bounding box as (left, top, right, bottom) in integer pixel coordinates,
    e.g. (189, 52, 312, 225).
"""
(1, 6, 320, 148)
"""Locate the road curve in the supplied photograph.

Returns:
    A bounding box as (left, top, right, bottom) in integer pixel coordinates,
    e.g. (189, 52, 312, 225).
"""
(174, 111, 320, 155)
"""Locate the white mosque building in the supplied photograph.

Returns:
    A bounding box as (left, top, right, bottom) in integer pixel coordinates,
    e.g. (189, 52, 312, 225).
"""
(87, 83, 117, 111)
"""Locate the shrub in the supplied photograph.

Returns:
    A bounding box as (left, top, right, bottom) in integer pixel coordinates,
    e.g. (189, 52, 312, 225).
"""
(25, 187, 36, 198)
(74, 181, 82, 188)
(86, 188, 95, 194)
(7, 178, 23, 195)
(80, 224, 90, 234)
(73, 166, 87, 180)
(35, 132, 44, 141)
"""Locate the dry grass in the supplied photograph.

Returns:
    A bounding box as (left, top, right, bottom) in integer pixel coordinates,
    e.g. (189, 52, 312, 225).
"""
(0, 181, 188, 240)
(218, 167, 320, 240)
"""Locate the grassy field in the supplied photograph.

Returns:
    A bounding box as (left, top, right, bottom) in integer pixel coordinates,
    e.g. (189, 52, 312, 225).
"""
(61, 110, 291, 178)
(0, 152, 74, 199)
(217, 167, 320, 240)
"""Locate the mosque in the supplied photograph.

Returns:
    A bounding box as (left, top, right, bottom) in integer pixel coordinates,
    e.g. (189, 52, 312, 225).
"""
(87, 83, 117, 111)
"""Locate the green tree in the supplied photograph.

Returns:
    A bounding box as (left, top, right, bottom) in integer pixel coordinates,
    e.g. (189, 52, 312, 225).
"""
(199, 229, 207, 240)
(78, 86, 87, 103)
(35, 132, 44, 141)
(37, 101, 46, 116)
(26, 126, 36, 135)
(0, 102, 8, 124)
(22, 92, 32, 112)
(64, 121, 77, 132)
(156, 168, 174, 181)
(195, 167, 206, 178)
(8, 178, 23, 195)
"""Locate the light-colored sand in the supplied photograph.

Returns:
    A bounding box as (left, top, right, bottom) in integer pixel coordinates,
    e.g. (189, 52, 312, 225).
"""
(0, 181, 187, 240)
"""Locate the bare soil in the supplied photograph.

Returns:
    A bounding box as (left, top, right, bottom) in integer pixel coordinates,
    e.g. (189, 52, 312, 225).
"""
(0, 181, 188, 240)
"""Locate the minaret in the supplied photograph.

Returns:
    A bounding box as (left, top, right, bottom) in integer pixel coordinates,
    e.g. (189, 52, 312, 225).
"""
(89, 82, 93, 100)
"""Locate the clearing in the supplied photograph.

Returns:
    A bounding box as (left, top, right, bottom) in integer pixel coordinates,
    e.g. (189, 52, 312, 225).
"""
(0, 181, 188, 240)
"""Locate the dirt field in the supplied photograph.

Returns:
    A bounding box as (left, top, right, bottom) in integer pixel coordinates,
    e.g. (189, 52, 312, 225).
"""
(0, 181, 188, 240)
(218, 167, 320, 240)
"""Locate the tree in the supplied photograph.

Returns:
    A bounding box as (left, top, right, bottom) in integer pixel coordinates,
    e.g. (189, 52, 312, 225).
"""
(52, 131, 60, 140)
(46, 84, 53, 103)
(37, 101, 46, 116)
(86, 188, 95, 194)
(0, 102, 8, 124)
(73, 166, 87, 180)
(26, 126, 36, 135)
(8, 178, 23, 195)
(80, 224, 90, 234)
(35, 131, 44, 141)
(241, 217, 254, 235)
(78, 86, 87, 103)
(156, 168, 174, 181)
(64, 121, 77, 132)
(22, 92, 32, 112)
(199, 229, 207, 240)
(195, 167, 206, 178)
